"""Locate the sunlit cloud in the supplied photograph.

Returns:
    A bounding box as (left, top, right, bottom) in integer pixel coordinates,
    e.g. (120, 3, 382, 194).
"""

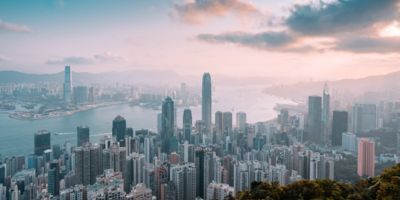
(197, 0, 400, 54)
(380, 21, 400, 37)
(173, 0, 260, 24)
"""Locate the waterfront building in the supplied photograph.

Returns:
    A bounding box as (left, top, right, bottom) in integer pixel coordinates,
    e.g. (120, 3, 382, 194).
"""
(63, 66, 72, 103)
(112, 116, 127, 146)
(34, 130, 51, 156)
(77, 126, 90, 147)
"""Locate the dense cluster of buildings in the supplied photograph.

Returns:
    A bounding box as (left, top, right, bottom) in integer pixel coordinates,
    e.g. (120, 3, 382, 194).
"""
(0, 68, 400, 200)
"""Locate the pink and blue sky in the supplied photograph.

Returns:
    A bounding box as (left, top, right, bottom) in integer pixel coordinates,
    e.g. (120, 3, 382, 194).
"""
(1, 0, 400, 80)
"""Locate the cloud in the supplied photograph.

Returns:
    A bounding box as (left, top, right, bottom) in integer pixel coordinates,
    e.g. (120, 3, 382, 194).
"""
(46, 57, 94, 65)
(285, 0, 399, 36)
(46, 53, 126, 65)
(335, 36, 400, 53)
(0, 19, 32, 33)
(196, 0, 400, 54)
(198, 31, 295, 48)
(93, 52, 125, 63)
(174, 0, 259, 24)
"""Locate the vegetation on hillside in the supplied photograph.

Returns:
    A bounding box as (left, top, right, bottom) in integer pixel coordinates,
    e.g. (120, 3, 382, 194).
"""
(235, 164, 400, 200)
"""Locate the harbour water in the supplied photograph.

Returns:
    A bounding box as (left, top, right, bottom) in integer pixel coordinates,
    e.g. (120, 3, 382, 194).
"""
(0, 85, 296, 157)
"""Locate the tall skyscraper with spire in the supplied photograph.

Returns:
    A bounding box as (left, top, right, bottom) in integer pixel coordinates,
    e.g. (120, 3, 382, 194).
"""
(161, 97, 175, 154)
(202, 73, 212, 136)
(63, 66, 72, 103)
(322, 83, 330, 144)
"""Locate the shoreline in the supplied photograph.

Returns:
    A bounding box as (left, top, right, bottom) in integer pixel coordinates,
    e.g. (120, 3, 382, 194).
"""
(8, 102, 127, 121)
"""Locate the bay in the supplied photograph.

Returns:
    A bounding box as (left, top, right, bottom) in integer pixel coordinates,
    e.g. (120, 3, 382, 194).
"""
(0, 85, 295, 157)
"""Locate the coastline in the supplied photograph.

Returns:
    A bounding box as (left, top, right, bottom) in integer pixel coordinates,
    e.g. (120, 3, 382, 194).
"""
(8, 102, 127, 121)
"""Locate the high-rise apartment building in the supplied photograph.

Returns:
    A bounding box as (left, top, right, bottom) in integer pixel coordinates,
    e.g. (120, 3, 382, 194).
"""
(74, 144, 101, 185)
(357, 138, 375, 177)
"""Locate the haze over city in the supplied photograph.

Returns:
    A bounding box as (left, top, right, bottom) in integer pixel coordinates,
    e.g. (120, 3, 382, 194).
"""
(1, 1, 400, 200)
(1, 0, 400, 80)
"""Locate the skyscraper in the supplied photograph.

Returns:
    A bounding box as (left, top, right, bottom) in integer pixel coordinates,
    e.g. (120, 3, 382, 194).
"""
(113, 115, 127, 145)
(222, 112, 233, 136)
(236, 112, 247, 132)
(73, 86, 88, 105)
(357, 138, 375, 177)
(202, 73, 212, 135)
(63, 65, 72, 103)
(215, 111, 223, 140)
(34, 130, 51, 156)
(331, 111, 348, 146)
(161, 97, 175, 154)
(74, 144, 101, 186)
(183, 109, 192, 143)
(125, 153, 145, 193)
(322, 83, 330, 144)
(88, 86, 95, 103)
(48, 160, 60, 196)
(170, 163, 196, 200)
(77, 126, 90, 147)
(342, 132, 357, 152)
(352, 104, 377, 134)
(306, 96, 322, 144)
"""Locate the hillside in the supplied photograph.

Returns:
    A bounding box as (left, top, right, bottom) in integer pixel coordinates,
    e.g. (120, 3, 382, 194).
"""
(234, 163, 400, 200)
(264, 71, 400, 102)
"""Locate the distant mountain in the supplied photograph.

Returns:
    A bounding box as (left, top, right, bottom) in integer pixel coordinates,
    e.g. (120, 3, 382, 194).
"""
(0, 71, 64, 84)
(264, 70, 400, 102)
(0, 70, 185, 85)
(0, 70, 288, 86)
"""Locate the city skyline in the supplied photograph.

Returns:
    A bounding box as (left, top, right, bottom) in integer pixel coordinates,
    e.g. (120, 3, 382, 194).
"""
(1, 0, 400, 80)
(1, 1, 400, 199)
(0, 69, 399, 199)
